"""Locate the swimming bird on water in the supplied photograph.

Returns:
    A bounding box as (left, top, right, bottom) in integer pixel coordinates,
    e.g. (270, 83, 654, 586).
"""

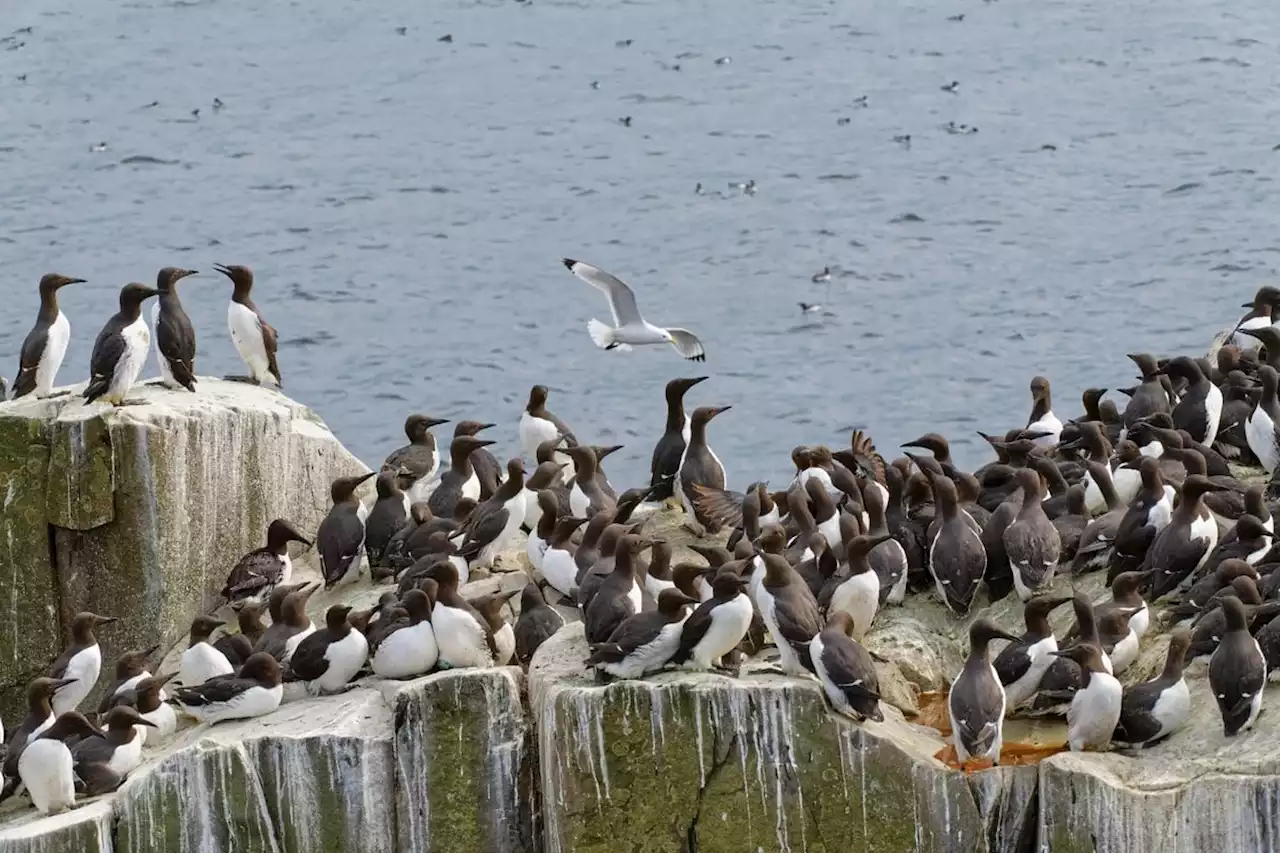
(11, 273, 82, 399)
(215, 263, 282, 387)
(811, 266, 831, 283)
(562, 259, 707, 361)
(83, 284, 159, 406)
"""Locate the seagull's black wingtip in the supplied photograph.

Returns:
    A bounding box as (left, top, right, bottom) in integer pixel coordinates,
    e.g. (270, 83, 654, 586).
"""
(562, 258, 577, 271)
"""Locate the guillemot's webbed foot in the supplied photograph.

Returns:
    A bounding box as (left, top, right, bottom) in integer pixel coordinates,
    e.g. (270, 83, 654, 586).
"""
(222, 374, 258, 384)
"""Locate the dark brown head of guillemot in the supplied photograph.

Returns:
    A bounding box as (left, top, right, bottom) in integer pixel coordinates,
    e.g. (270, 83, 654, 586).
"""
(405, 414, 450, 445)
(35, 273, 84, 318)
(1028, 375, 1054, 425)
(265, 518, 312, 552)
(902, 432, 952, 465)
(213, 263, 257, 305)
(331, 471, 376, 506)
(454, 419, 496, 438)
(156, 266, 197, 294)
(664, 376, 708, 426)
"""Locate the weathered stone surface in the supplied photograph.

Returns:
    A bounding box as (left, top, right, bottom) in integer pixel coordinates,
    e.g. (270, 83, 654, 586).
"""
(0, 799, 114, 853)
(0, 379, 369, 717)
(529, 621, 1034, 853)
(393, 667, 537, 853)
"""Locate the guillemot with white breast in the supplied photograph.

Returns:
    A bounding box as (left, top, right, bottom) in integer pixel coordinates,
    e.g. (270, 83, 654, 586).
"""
(150, 266, 199, 391)
(649, 376, 708, 500)
(83, 283, 159, 406)
(216, 263, 282, 387)
(10, 273, 82, 399)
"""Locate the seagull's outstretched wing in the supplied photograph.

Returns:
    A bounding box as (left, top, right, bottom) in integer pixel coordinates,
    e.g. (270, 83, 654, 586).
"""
(666, 329, 706, 362)
(563, 258, 644, 327)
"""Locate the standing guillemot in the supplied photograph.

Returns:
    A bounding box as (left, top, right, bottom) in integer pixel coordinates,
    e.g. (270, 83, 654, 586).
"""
(1070, 462, 1125, 574)
(213, 600, 266, 668)
(10, 273, 82, 399)
(755, 552, 823, 676)
(428, 435, 495, 520)
(365, 472, 409, 567)
(1108, 457, 1173, 582)
(675, 405, 731, 534)
(541, 514, 588, 600)
(150, 267, 198, 391)
(670, 570, 753, 671)
(829, 534, 890, 640)
(70, 706, 154, 792)
(1, 677, 77, 791)
(318, 471, 377, 588)
(472, 588, 520, 665)
(47, 612, 116, 717)
(381, 414, 450, 504)
(459, 458, 528, 569)
(582, 529, 645, 641)
(521, 461, 566, 540)
(82, 283, 159, 406)
(586, 444, 624, 500)
(220, 519, 311, 603)
(452, 421, 504, 497)
(526, 488, 561, 570)
(425, 561, 500, 668)
(179, 615, 235, 687)
(1094, 571, 1151, 640)
(1246, 364, 1280, 475)
(862, 481, 908, 605)
(586, 588, 696, 679)
(1144, 474, 1225, 598)
(216, 263, 282, 387)
(1097, 608, 1140, 675)
(901, 433, 962, 480)
(562, 258, 708, 361)
(17, 712, 103, 814)
(514, 582, 565, 667)
(290, 604, 369, 695)
(1169, 559, 1257, 624)
(1054, 643, 1123, 752)
(978, 477, 1023, 604)
(641, 540, 675, 602)
(1159, 356, 1223, 446)
(810, 611, 883, 722)
(994, 594, 1072, 708)
(566, 446, 616, 518)
(380, 502, 431, 575)
(254, 583, 318, 662)
(1003, 468, 1061, 600)
(371, 589, 438, 679)
(1121, 353, 1173, 431)
(648, 376, 709, 500)
(1209, 596, 1266, 736)
(1025, 376, 1063, 447)
(172, 652, 284, 725)
(114, 673, 179, 745)
(1113, 627, 1191, 748)
(1186, 579, 1276, 660)
(519, 385, 578, 478)
(1231, 286, 1280, 350)
(96, 644, 162, 715)
(948, 619, 1020, 766)
(928, 475, 986, 615)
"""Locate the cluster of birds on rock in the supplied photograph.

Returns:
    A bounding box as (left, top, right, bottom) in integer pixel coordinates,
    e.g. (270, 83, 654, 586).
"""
(1, 257, 704, 408)
(10, 281, 1280, 816)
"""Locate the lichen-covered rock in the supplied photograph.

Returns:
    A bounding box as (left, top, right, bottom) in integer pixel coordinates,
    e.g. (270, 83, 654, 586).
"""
(529, 622, 1035, 853)
(392, 667, 537, 853)
(0, 379, 369, 717)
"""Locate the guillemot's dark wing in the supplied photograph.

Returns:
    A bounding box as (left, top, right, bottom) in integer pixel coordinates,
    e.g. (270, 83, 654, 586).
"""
(382, 444, 435, 483)
(258, 313, 282, 386)
(172, 673, 255, 707)
(318, 506, 365, 586)
(691, 483, 746, 530)
(84, 318, 127, 403)
(288, 630, 335, 681)
(669, 599, 716, 665)
(221, 547, 281, 601)
(156, 299, 197, 391)
(458, 506, 511, 561)
(12, 324, 49, 398)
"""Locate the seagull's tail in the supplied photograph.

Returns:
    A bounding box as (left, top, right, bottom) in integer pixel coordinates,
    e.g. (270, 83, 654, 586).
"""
(587, 319, 616, 350)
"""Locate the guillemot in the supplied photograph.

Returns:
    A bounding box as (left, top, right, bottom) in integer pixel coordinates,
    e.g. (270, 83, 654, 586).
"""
(18, 712, 103, 814)
(172, 652, 284, 725)
(649, 376, 708, 500)
(96, 644, 162, 715)
(1, 677, 77, 795)
(1246, 364, 1280, 475)
(70, 706, 154, 793)
(381, 414, 450, 504)
(1160, 355, 1223, 447)
(755, 552, 823, 676)
(212, 600, 265, 668)
(364, 472, 409, 567)
(370, 589, 438, 679)
(1209, 596, 1266, 736)
(1003, 468, 1061, 600)
(458, 458, 528, 568)
(521, 461, 566, 541)
(562, 258, 707, 361)
(994, 594, 1072, 708)
(670, 570, 753, 671)
(453, 420, 504, 497)
(83, 283, 159, 406)
(1054, 643, 1123, 752)
(253, 583, 318, 662)
(584, 532, 647, 644)
(150, 267, 199, 391)
(425, 561, 499, 668)
(10, 273, 82, 399)
(566, 446, 616, 518)
(178, 615, 234, 687)
(1025, 376, 1063, 447)
(586, 588, 695, 679)
(1114, 627, 1191, 748)
(519, 384, 577, 477)
(289, 604, 369, 695)
(828, 534, 889, 640)
(1121, 353, 1173, 431)
(46, 612, 116, 717)
(221, 519, 311, 603)
(514, 582, 565, 667)
(1070, 461, 1125, 574)
(949, 619, 1020, 766)
(428, 435, 495, 519)
(675, 405, 731, 533)
(1231, 286, 1280, 350)
(216, 263, 282, 386)
(810, 611, 883, 722)
(318, 471, 377, 588)
(471, 588, 520, 666)
(1144, 474, 1225, 597)
(928, 475, 986, 615)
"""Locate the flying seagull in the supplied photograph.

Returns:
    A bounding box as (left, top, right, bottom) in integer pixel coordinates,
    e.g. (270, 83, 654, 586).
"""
(561, 258, 706, 362)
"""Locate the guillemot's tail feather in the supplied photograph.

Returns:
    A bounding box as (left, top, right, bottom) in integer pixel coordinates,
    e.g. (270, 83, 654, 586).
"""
(690, 483, 746, 530)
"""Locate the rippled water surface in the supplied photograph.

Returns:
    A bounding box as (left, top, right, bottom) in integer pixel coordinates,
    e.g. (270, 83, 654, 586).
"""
(2, 0, 1277, 485)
